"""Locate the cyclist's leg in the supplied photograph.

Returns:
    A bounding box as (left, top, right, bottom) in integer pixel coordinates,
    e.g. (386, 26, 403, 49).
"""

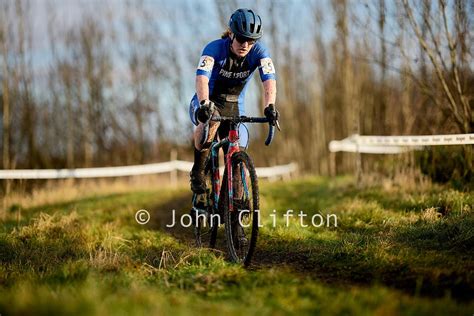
(189, 96, 220, 194)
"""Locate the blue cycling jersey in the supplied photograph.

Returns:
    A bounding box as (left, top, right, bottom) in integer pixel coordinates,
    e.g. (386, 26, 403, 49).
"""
(189, 37, 276, 125)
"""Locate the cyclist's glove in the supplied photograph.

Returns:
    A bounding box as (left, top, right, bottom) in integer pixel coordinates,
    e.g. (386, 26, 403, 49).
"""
(264, 104, 279, 125)
(196, 100, 213, 123)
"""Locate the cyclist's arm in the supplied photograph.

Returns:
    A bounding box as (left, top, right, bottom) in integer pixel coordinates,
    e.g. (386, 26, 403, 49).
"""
(196, 75, 210, 103)
(195, 48, 215, 103)
(255, 43, 276, 109)
(262, 79, 276, 108)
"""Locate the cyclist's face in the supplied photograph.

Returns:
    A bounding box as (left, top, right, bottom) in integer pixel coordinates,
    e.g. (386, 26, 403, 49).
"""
(230, 33, 255, 58)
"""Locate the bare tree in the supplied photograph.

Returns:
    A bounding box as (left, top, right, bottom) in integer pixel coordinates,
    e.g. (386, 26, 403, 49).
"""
(1, 2, 11, 172)
(73, 14, 113, 166)
(215, 0, 238, 28)
(401, 0, 472, 133)
(123, 0, 155, 163)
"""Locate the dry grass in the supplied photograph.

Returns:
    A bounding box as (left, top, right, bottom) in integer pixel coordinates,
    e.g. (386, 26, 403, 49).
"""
(1, 174, 188, 215)
(358, 169, 433, 193)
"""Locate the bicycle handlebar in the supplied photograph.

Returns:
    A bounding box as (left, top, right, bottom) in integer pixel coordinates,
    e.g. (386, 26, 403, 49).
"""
(199, 115, 278, 147)
(265, 123, 275, 146)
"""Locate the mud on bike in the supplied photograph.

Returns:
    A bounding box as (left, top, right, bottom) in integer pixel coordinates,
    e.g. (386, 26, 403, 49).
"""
(191, 109, 278, 266)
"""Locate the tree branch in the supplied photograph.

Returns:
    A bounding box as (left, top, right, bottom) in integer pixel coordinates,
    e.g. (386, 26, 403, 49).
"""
(441, 0, 471, 132)
(402, 0, 466, 131)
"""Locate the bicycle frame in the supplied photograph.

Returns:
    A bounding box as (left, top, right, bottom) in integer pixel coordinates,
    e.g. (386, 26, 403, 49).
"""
(200, 114, 275, 222)
(208, 121, 242, 216)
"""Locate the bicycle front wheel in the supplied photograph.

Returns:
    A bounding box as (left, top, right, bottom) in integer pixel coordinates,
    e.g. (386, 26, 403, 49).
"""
(222, 151, 259, 266)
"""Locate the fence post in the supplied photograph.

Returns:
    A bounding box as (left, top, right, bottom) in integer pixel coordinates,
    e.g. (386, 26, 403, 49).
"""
(355, 135, 362, 186)
(170, 149, 178, 187)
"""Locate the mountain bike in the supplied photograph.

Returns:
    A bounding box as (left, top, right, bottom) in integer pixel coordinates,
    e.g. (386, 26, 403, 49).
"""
(191, 112, 278, 266)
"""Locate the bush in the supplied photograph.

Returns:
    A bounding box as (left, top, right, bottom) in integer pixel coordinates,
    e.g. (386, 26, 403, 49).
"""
(417, 146, 473, 189)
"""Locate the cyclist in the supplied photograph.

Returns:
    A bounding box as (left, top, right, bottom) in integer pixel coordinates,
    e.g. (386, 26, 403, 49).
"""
(189, 8, 279, 195)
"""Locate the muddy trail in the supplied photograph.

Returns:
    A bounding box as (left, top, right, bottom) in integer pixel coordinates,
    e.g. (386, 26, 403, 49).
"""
(148, 190, 195, 242)
(147, 192, 473, 303)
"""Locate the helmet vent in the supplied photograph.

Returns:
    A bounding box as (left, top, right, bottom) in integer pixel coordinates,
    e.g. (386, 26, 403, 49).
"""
(256, 25, 261, 34)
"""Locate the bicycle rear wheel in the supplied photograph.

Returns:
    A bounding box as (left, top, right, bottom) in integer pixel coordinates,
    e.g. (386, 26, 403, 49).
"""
(222, 151, 259, 266)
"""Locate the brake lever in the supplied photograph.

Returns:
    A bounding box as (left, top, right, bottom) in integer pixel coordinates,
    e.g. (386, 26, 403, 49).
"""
(275, 119, 281, 131)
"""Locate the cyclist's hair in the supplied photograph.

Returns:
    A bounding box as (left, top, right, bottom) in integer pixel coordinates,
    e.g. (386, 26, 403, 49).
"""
(221, 28, 232, 39)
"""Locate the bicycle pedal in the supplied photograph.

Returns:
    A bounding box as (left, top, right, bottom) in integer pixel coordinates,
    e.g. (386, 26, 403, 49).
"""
(195, 192, 207, 203)
(192, 192, 206, 206)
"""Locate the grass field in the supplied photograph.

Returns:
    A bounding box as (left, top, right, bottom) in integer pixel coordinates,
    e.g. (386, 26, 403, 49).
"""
(0, 176, 473, 315)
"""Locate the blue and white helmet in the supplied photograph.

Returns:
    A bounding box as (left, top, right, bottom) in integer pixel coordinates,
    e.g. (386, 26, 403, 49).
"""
(229, 8, 263, 40)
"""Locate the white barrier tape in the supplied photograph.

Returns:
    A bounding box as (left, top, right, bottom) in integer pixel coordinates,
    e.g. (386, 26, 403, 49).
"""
(328, 141, 420, 154)
(0, 160, 297, 180)
(216, 162, 298, 178)
(353, 133, 474, 146)
(329, 133, 474, 154)
(0, 161, 184, 179)
(255, 162, 298, 178)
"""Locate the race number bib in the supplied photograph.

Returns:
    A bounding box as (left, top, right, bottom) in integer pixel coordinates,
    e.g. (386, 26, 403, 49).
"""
(197, 55, 214, 72)
(260, 58, 275, 75)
